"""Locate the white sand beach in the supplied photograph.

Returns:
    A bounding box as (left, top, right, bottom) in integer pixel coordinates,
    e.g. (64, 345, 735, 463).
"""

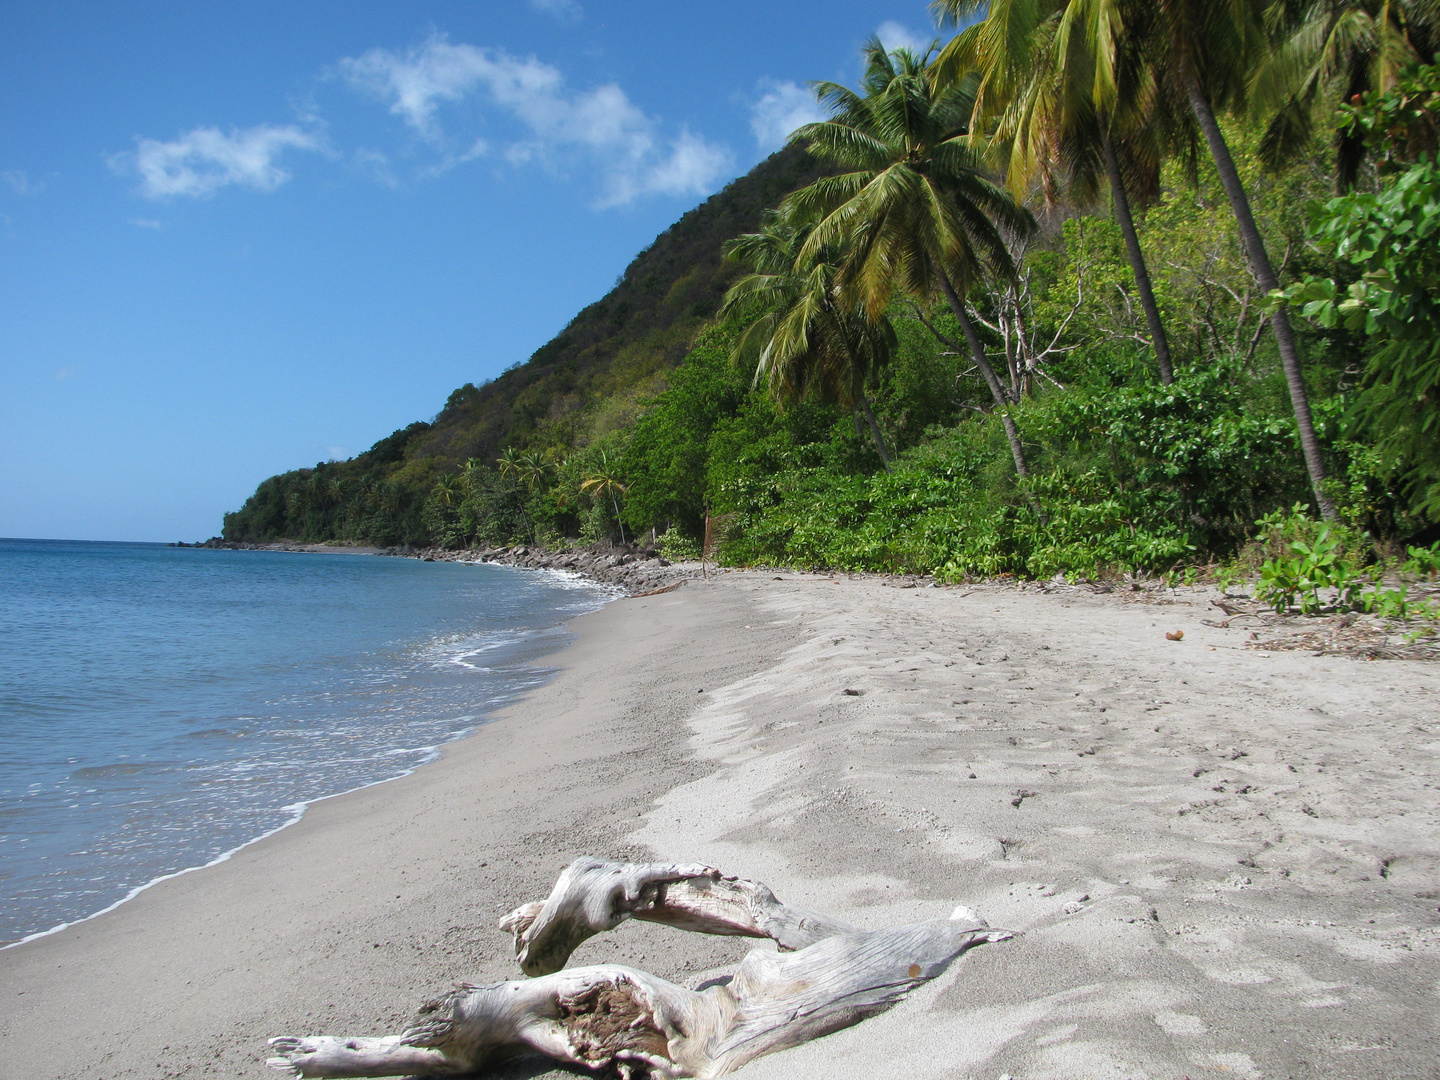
(2, 571, 1437, 1079)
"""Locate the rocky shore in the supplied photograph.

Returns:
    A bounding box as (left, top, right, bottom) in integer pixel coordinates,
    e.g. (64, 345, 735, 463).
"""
(186, 538, 700, 594)
(387, 542, 700, 594)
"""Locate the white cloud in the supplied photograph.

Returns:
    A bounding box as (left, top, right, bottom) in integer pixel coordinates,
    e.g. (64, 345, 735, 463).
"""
(599, 129, 735, 208)
(53, 366, 78, 381)
(2, 170, 43, 195)
(749, 79, 828, 151)
(529, 0, 582, 21)
(113, 124, 321, 199)
(877, 20, 932, 57)
(340, 37, 510, 139)
(340, 35, 731, 206)
(128, 217, 163, 229)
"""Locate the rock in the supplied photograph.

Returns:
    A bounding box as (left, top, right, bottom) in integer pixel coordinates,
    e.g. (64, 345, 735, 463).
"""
(377, 541, 697, 596)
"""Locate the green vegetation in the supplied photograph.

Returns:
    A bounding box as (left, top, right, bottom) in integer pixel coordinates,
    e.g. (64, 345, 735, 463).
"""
(225, 1, 1440, 595)
(1272, 63, 1440, 519)
(1244, 505, 1440, 619)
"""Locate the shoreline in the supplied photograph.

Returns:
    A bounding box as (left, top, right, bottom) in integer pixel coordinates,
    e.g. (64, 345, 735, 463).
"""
(0, 558, 617, 953)
(0, 573, 782, 1080)
(387, 542, 699, 595)
(191, 538, 701, 594)
(2, 572, 1437, 1079)
(1, 745, 449, 955)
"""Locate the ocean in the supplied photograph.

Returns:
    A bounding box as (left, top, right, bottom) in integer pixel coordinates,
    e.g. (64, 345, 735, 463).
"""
(0, 538, 610, 946)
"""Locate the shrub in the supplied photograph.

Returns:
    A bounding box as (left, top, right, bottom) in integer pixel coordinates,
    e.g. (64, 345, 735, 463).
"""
(656, 529, 702, 561)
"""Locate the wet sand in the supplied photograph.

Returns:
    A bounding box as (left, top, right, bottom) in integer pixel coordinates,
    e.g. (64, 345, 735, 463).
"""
(2, 571, 1436, 1079)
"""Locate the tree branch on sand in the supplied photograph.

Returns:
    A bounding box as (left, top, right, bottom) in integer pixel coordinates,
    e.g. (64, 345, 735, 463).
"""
(267, 857, 1011, 1079)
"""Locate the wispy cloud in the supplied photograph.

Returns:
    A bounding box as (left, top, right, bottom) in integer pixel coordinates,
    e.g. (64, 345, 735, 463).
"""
(2, 170, 44, 196)
(128, 217, 163, 229)
(876, 20, 933, 57)
(53, 366, 78, 381)
(340, 37, 505, 140)
(749, 79, 828, 152)
(529, 0, 582, 21)
(340, 34, 731, 206)
(606, 128, 734, 206)
(112, 124, 321, 199)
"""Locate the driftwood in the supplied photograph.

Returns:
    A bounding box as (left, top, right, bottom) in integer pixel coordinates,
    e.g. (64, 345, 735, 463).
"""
(499, 857, 859, 976)
(1203, 599, 1279, 628)
(268, 858, 1011, 1079)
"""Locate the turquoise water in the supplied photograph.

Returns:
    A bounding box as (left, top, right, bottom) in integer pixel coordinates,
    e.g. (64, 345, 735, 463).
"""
(0, 539, 609, 945)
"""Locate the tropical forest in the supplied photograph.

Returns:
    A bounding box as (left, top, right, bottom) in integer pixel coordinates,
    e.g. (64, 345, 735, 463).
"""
(223, 0, 1440, 599)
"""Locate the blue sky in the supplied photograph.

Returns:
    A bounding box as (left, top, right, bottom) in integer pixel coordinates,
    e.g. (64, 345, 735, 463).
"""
(0, 1, 953, 542)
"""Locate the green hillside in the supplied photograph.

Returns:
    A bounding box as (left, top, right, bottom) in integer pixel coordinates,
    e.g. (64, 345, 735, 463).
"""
(222, 146, 831, 546)
(222, 33, 1440, 597)
(412, 145, 833, 464)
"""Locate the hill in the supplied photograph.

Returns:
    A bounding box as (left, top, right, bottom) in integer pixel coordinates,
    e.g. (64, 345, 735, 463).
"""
(220, 96, 1436, 574)
(222, 146, 828, 545)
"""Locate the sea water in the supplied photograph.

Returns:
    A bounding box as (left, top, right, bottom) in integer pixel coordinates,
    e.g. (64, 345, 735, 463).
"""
(0, 538, 610, 946)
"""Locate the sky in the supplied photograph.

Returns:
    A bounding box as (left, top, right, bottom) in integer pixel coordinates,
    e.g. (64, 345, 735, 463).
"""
(0, 1, 955, 542)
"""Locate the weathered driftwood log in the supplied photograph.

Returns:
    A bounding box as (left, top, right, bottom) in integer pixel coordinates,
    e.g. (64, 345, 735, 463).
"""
(499, 857, 859, 976)
(269, 918, 1009, 1078)
(267, 859, 1011, 1079)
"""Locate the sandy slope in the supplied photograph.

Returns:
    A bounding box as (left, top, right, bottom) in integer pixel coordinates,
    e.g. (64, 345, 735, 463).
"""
(1, 571, 1436, 1080)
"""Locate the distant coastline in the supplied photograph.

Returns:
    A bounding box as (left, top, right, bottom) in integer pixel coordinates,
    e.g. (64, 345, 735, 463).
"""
(172, 538, 385, 554)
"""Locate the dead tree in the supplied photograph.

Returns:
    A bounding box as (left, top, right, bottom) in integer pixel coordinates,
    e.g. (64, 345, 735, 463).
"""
(268, 858, 1011, 1079)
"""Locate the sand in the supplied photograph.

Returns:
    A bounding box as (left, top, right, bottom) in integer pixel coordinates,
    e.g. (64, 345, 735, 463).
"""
(2, 570, 1437, 1080)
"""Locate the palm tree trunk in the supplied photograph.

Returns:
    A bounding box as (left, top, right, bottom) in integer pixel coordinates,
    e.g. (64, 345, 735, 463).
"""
(1099, 122, 1174, 386)
(610, 493, 626, 545)
(934, 263, 1031, 479)
(1181, 74, 1337, 521)
(857, 389, 892, 470)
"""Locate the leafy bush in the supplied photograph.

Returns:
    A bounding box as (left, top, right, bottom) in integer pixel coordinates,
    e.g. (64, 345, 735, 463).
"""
(1246, 509, 1440, 617)
(1405, 542, 1440, 578)
(1256, 522, 1363, 614)
(712, 358, 1309, 580)
(655, 529, 702, 561)
(1273, 69, 1440, 520)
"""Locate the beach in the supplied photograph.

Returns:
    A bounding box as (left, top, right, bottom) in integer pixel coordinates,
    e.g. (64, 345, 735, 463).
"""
(2, 570, 1437, 1080)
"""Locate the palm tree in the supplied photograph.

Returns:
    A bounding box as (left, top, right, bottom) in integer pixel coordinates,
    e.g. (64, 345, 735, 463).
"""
(721, 210, 896, 468)
(1255, 0, 1439, 185)
(933, 0, 1178, 384)
(1141, 0, 1338, 519)
(460, 456, 487, 494)
(496, 448, 553, 542)
(430, 473, 466, 509)
(785, 39, 1038, 478)
(580, 451, 630, 545)
(498, 448, 553, 492)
